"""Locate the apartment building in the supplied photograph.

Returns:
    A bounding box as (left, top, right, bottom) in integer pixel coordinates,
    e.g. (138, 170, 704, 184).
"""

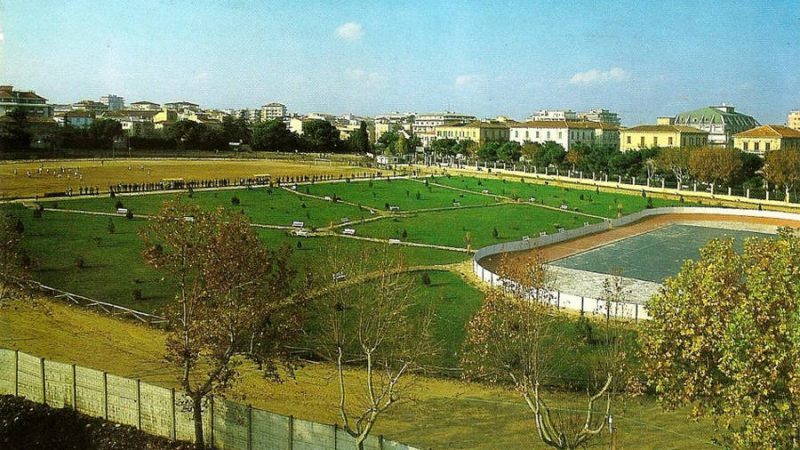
(734, 125, 800, 155)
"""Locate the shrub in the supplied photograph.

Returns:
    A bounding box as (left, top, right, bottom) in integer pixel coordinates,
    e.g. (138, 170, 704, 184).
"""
(125, 210, 134, 220)
(231, 196, 240, 206)
(384, 202, 390, 210)
(579, 193, 584, 201)
(421, 272, 432, 286)
(492, 227, 499, 239)
(132, 289, 143, 302)
(297, 241, 302, 249)
(107, 218, 115, 234)
(401, 229, 408, 239)
(115, 200, 124, 209)
(75, 256, 85, 269)
(646, 197, 654, 209)
(187, 187, 194, 198)
(301, 202, 307, 208)
(575, 312, 594, 344)
(415, 191, 421, 200)
(110, 191, 116, 198)
(641, 189, 646, 198)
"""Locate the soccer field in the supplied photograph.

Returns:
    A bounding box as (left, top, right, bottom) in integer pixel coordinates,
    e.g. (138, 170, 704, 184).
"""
(551, 224, 771, 283)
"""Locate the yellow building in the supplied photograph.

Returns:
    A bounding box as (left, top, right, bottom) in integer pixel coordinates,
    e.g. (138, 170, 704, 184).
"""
(434, 120, 509, 145)
(619, 124, 708, 151)
(733, 125, 800, 155)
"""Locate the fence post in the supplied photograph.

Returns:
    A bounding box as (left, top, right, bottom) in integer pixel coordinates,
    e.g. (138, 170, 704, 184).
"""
(334, 424, 338, 450)
(171, 388, 177, 440)
(103, 371, 108, 420)
(247, 404, 253, 450)
(288, 415, 294, 450)
(136, 379, 142, 430)
(40, 357, 46, 405)
(14, 350, 18, 396)
(71, 364, 77, 411)
(635, 304, 639, 323)
(209, 395, 215, 447)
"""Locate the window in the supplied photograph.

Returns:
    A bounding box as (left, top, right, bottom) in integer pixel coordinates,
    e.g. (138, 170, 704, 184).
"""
(525, 130, 529, 138)
(547, 131, 551, 139)
(765, 142, 771, 151)
(653, 136, 658, 146)
(627, 136, 632, 144)
(668, 136, 673, 146)
(640, 136, 645, 146)
(754, 142, 760, 151)
(558, 131, 562, 139)
(515, 130, 518, 138)
(743, 142, 749, 151)
(536, 131, 540, 138)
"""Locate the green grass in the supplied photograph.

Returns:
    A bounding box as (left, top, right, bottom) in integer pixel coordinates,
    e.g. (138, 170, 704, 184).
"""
(430, 174, 688, 218)
(42, 186, 367, 228)
(303, 178, 493, 211)
(0, 298, 717, 449)
(356, 203, 602, 248)
(6, 204, 467, 314)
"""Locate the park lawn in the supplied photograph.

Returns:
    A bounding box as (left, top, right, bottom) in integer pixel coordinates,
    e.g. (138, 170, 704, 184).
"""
(431, 174, 686, 218)
(0, 158, 377, 199)
(355, 204, 602, 249)
(42, 186, 367, 229)
(4, 205, 467, 314)
(0, 298, 717, 449)
(303, 178, 494, 211)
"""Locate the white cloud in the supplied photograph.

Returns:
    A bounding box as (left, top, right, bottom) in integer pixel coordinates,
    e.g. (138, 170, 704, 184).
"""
(345, 68, 387, 87)
(191, 72, 209, 82)
(336, 22, 363, 41)
(0, 32, 4, 43)
(454, 74, 485, 88)
(569, 67, 629, 85)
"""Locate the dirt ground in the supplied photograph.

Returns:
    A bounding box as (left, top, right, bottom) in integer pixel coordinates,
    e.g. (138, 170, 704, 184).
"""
(482, 213, 800, 272)
(0, 158, 376, 199)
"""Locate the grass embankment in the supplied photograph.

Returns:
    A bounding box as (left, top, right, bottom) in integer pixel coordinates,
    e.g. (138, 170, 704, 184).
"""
(356, 203, 602, 249)
(0, 159, 376, 199)
(430, 174, 688, 218)
(0, 298, 716, 449)
(4, 204, 467, 313)
(304, 178, 493, 211)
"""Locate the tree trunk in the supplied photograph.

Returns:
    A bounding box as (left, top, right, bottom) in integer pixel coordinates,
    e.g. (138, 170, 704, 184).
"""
(192, 394, 205, 449)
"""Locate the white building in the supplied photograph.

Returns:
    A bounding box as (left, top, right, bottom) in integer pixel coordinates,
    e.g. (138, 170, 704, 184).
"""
(412, 112, 476, 147)
(527, 110, 578, 121)
(577, 108, 620, 126)
(508, 121, 606, 151)
(129, 101, 161, 111)
(262, 102, 287, 121)
(99, 94, 124, 111)
(788, 110, 800, 131)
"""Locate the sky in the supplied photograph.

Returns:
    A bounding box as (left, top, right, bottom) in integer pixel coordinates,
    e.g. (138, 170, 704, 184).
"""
(0, 0, 798, 125)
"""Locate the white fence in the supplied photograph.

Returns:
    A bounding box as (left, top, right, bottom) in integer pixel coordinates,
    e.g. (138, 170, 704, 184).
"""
(472, 207, 800, 321)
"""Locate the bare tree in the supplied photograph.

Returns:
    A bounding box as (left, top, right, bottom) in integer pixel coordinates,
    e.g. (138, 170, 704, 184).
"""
(312, 245, 437, 450)
(462, 255, 617, 450)
(142, 200, 304, 448)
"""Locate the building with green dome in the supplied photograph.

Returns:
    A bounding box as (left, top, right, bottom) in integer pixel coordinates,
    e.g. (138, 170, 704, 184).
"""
(673, 104, 759, 148)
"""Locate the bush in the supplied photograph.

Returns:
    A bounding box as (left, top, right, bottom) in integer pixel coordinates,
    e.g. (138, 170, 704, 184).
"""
(115, 200, 124, 209)
(75, 256, 85, 269)
(296, 241, 302, 249)
(579, 193, 584, 201)
(125, 210, 134, 220)
(492, 227, 499, 239)
(132, 289, 143, 302)
(187, 187, 194, 198)
(575, 312, 594, 344)
(107, 218, 115, 234)
(301, 202, 307, 208)
(110, 191, 116, 198)
(401, 229, 408, 239)
(646, 197, 654, 209)
(231, 196, 240, 206)
(415, 191, 421, 200)
(421, 272, 432, 286)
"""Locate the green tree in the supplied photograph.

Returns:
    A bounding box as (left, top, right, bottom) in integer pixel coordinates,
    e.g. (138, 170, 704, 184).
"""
(763, 149, 800, 194)
(643, 230, 800, 448)
(221, 115, 251, 145)
(251, 119, 296, 151)
(655, 147, 691, 185)
(0, 213, 31, 300)
(688, 146, 743, 188)
(0, 108, 32, 150)
(496, 141, 522, 162)
(301, 119, 345, 153)
(477, 141, 501, 161)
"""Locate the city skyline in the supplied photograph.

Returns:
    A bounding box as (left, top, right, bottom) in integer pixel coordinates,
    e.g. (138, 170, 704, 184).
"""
(1, 1, 798, 125)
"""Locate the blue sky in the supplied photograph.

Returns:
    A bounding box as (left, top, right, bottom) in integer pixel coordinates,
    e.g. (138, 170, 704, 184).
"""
(1, 0, 798, 125)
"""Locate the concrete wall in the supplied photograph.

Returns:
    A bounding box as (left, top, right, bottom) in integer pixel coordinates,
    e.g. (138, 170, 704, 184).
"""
(0, 348, 417, 450)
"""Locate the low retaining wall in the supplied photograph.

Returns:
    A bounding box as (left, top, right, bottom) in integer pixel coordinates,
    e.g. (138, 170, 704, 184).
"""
(473, 207, 800, 321)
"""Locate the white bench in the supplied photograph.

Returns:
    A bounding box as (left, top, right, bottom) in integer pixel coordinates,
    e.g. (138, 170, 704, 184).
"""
(389, 206, 400, 211)
(539, 231, 547, 237)
(452, 202, 461, 207)
(388, 238, 401, 244)
(522, 236, 530, 242)
(292, 229, 309, 237)
(481, 189, 490, 194)
(342, 228, 356, 236)
(558, 227, 565, 233)
(292, 221, 305, 228)
(332, 272, 346, 282)
(529, 197, 536, 202)
(341, 217, 350, 223)
(324, 196, 333, 201)
(559, 204, 569, 210)
(116, 208, 128, 214)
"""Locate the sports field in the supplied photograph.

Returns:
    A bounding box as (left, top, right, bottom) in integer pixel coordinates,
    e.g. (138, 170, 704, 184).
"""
(551, 224, 771, 283)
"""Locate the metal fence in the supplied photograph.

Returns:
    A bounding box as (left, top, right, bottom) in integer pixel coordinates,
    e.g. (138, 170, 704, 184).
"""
(472, 207, 800, 321)
(0, 348, 418, 450)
